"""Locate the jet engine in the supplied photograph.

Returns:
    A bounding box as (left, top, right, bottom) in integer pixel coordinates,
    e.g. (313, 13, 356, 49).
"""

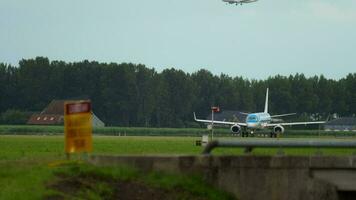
(273, 125, 285, 134)
(231, 124, 241, 134)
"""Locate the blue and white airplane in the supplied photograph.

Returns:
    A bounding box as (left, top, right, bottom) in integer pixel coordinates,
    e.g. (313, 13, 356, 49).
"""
(222, 0, 258, 6)
(194, 88, 326, 137)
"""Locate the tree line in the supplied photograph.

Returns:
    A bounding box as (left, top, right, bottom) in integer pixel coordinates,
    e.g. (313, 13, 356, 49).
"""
(0, 57, 355, 127)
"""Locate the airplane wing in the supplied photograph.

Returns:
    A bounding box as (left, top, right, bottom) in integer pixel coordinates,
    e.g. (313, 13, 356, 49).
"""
(194, 112, 247, 126)
(266, 121, 326, 127)
(270, 113, 297, 118)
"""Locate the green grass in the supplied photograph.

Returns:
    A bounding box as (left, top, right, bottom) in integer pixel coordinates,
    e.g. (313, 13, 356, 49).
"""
(0, 160, 53, 199)
(0, 136, 204, 161)
(0, 125, 218, 136)
(1, 124, 355, 136)
(1, 135, 356, 162)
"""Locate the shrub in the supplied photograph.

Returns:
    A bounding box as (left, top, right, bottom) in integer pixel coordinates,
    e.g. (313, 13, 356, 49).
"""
(0, 110, 31, 125)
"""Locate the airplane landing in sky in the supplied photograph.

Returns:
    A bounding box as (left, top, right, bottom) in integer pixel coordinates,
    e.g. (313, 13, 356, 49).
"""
(222, 0, 258, 6)
(194, 88, 326, 137)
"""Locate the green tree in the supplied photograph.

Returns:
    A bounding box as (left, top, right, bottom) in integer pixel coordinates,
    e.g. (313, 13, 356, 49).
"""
(17, 57, 52, 110)
(135, 65, 156, 126)
(344, 73, 356, 115)
(265, 75, 295, 114)
(0, 109, 31, 125)
(0, 57, 355, 127)
(191, 69, 220, 118)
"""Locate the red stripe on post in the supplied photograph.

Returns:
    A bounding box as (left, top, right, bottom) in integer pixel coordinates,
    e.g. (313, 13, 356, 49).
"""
(66, 102, 91, 115)
(211, 107, 220, 112)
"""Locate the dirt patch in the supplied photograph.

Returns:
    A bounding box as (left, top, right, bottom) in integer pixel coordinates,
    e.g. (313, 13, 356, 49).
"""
(112, 180, 202, 200)
(45, 173, 208, 200)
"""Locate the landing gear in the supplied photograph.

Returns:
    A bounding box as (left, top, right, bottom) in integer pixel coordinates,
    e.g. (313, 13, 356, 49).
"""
(270, 131, 280, 138)
(242, 131, 248, 137)
(241, 127, 248, 137)
(241, 130, 256, 137)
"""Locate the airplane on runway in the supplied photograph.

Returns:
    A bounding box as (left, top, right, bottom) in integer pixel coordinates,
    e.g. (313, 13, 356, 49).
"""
(194, 88, 326, 137)
(222, 0, 258, 5)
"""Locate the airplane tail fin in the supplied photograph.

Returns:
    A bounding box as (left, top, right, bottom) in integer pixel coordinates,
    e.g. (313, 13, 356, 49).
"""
(264, 88, 269, 113)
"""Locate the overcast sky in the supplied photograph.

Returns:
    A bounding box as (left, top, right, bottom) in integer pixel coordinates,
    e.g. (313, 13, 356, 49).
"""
(0, 0, 355, 79)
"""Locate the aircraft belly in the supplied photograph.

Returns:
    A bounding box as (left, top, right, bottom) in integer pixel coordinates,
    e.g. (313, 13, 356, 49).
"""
(261, 123, 268, 128)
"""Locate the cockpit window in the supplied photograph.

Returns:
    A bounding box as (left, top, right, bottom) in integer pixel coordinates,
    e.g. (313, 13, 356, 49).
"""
(247, 115, 258, 122)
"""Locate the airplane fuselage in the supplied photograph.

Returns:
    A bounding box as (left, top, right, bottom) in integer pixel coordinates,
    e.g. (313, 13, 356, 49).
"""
(246, 112, 271, 129)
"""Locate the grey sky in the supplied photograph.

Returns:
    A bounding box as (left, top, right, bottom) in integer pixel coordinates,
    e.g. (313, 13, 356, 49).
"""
(1, 0, 355, 79)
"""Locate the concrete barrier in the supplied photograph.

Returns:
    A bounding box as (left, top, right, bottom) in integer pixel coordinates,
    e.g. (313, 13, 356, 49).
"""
(89, 155, 356, 200)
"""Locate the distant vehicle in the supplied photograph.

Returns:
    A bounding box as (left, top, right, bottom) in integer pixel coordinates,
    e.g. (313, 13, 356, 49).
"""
(222, 0, 258, 5)
(194, 88, 326, 137)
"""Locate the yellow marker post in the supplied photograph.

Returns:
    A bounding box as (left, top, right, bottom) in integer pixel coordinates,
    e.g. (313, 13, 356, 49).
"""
(64, 101, 92, 156)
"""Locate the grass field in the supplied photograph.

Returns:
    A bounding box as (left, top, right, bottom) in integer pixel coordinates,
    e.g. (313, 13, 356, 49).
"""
(0, 125, 215, 136)
(1, 135, 356, 199)
(1, 125, 355, 136)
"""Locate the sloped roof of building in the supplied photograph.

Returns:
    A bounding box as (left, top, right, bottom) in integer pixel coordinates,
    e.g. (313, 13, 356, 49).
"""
(27, 99, 104, 126)
(326, 117, 356, 126)
(41, 100, 66, 115)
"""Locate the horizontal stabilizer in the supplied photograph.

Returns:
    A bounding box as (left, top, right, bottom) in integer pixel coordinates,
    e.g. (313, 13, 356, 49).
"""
(270, 113, 297, 118)
(239, 112, 250, 115)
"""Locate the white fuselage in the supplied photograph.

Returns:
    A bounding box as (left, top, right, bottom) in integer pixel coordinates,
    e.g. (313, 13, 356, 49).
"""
(245, 112, 271, 129)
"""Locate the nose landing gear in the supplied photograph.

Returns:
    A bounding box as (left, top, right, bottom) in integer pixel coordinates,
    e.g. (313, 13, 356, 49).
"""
(241, 130, 255, 137)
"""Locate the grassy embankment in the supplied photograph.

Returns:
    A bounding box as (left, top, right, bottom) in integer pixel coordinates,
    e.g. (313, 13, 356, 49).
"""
(45, 162, 235, 200)
(0, 136, 238, 200)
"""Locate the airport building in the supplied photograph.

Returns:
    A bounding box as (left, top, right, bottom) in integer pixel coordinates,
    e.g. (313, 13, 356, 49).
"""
(324, 117, 356, 131)
(27, 100, 105, 127)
